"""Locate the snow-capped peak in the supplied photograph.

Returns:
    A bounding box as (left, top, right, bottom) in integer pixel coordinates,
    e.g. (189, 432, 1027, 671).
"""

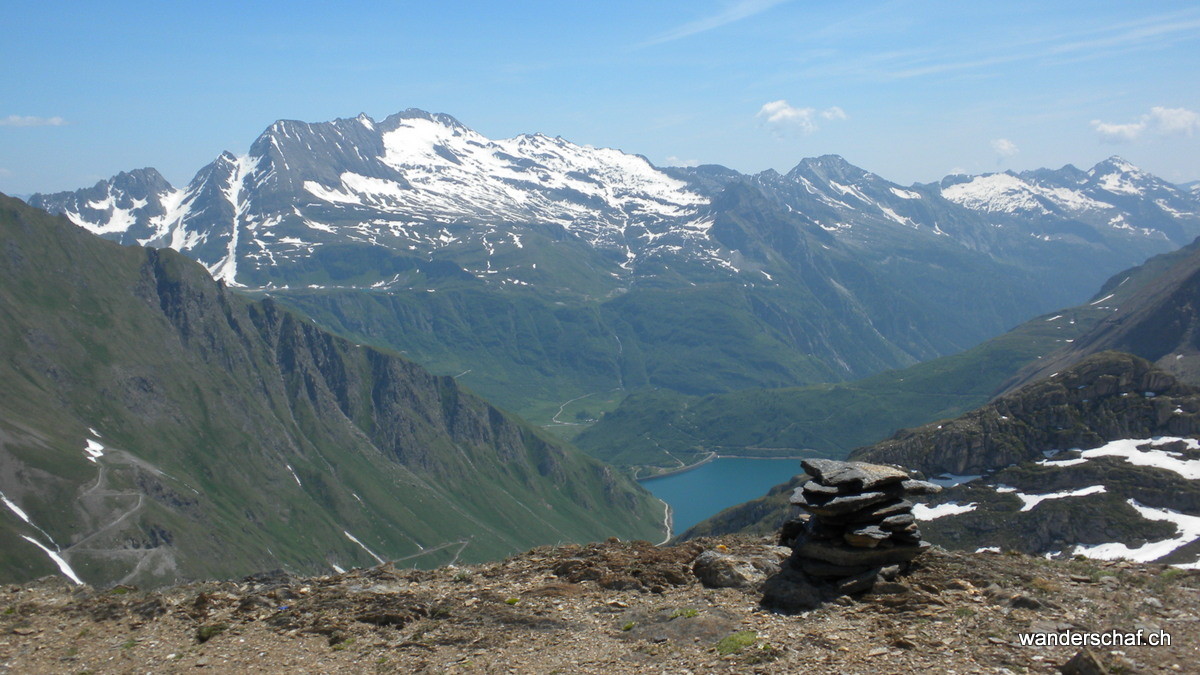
(1087, 157, 1153, 196)
(1089, 156, 1142, 177)
(300, 109, 708, 248)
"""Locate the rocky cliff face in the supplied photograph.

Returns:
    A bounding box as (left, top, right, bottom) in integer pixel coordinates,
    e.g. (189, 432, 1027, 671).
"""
(0, 194, 663, 588)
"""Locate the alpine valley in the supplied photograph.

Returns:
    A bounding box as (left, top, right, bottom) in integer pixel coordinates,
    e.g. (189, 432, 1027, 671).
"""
(30, 110, 1200, 429)
(13, 108, 1200, 587)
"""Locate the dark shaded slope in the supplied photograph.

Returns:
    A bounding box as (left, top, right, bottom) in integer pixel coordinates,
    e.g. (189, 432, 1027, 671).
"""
(1004, 237, 1200, 392)
(0, 194, 662, 588)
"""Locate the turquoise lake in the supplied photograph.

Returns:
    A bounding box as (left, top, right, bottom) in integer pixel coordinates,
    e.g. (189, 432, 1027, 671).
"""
(639, 457, 802, 535)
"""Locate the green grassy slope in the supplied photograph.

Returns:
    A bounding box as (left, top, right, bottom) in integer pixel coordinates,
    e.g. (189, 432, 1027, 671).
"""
(0, 195, 663, 588)
(573, 305, 1098, 469)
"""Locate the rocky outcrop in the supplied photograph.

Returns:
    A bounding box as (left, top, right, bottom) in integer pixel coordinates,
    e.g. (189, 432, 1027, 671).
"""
(691, 546, 789, 589)
(854, 352, 1200, 475)
(761, 459, 940, 611)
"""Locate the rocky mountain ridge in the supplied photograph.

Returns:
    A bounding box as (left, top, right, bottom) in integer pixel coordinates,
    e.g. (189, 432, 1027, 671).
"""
(1003, 228, 1200, 392)
(29, 111, 1200, 292)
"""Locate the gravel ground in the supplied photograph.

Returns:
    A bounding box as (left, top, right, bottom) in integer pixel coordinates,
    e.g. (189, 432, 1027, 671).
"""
(1, 536, 1197, 673)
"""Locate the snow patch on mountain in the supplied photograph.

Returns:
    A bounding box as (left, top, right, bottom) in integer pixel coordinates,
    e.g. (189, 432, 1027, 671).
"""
(351, 116, 706, 234)
(890, 187, 921, 200)
(1038, 437, 1200, 480)
(1096, 172, 1144, 196)
(343, 530, 386, 564)
(207, 154, 256, 286)
(1073, 500, 1200, 565)
(878, 205, 917, 228)
(941, 173, 1109, 214)
(65, 191, 140, 235)
(1, 490, 32, 525)
(1089, 157, 1149, 195)
(913, 502, 978, 520)
(83, 439, 105, 463)
(828, 180, 870, 203)
(143, 188, 191, 246)
(21, 536, 83, 585)
(1015, 484, 1106, 512)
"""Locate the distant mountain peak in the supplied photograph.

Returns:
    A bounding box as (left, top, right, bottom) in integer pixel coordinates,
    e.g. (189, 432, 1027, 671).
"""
(94, 167, 172, 194)
(791, 154, 854, 171)
(1090, 155, 1142, 176)
(381, 108, 467, 131)
(785, 154, 872, 185)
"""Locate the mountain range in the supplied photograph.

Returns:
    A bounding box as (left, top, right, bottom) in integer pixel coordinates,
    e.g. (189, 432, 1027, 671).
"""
(29, 110, 1200, 425)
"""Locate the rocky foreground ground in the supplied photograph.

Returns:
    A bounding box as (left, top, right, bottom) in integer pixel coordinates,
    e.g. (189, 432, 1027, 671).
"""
(1, 536, 1197, 674)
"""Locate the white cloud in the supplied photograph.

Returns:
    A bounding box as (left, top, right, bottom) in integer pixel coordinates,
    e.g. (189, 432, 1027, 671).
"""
(641, 0, 794, 47)
(0, 115, 67, 127)
(1092, 120, 1145, 143)
(1092, 106, 1200, 143)
(1149, 106, 1200, 136)
(758, 100, 816, 132)
(757, 100, 846, 134)
(991, 138, 1019, 157)
(821, 106, 847, 121)
(0, 168, 11, 177)
(665, 156, 701, 167)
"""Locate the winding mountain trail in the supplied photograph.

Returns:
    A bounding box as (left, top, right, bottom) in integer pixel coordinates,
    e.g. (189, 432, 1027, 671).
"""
(393, 539, 472, 567)
(656, 500, 673, 545)
(549, 392, 596, 426)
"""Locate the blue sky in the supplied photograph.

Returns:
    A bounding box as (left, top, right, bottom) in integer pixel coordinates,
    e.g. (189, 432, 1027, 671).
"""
(3, 0, 1199, 195)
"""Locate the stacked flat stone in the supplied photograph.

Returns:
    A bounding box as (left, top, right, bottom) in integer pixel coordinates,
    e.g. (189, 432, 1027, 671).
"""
(762, 459, 941, 610)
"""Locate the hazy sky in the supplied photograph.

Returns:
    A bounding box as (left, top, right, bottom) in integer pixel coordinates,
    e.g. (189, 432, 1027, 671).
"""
(4, 0, 1200, 195)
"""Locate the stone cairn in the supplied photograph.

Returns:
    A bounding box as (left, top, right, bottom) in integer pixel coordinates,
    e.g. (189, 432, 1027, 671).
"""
(761, 458, 941, 611)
